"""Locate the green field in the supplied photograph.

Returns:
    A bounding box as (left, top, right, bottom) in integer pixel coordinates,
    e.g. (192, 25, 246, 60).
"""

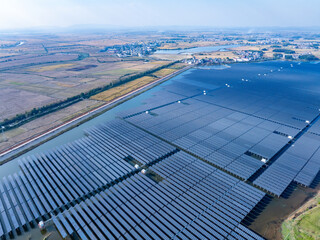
(282, 202, 320, 240)
(9, 81, 24, 85)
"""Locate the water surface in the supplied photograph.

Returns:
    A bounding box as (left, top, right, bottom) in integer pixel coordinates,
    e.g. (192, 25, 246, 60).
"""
(155, 44, 240, 54)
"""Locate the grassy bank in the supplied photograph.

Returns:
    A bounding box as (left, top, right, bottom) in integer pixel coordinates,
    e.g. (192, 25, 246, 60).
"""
(282, 194, 320, 240)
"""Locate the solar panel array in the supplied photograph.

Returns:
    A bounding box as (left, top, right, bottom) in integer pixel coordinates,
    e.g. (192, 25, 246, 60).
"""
(120, 79, 320, 198)
(0, 118, 266, 239)
(254, 133, 320, 195)
(1, 63, 320, 239)
(194, 89, 317, 130)
(0, 120, 176, 238)
(117, 80, 211, 120)
(124, 96, 298, 181)
(52, 152, 265, 240)
(117, 90, 184, 119)
(308, 119, 320, 135)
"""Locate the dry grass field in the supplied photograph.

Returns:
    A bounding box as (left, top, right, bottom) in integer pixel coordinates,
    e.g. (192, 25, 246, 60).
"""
(0, 99, 103, 152)
(0, 60, 184, 153)
(193, 51, 238, 60)
(153, 68, 177, 77)
(30, 63, 74, 72)
(152, 53, 190, 61)
(91, 62, 186, 102)
(294, 48, 320, 58)
(93, 61, 169, 76)
(91, 76, 157, 102)
(229, 45, 265, 51)
(0, 88, 55, 121)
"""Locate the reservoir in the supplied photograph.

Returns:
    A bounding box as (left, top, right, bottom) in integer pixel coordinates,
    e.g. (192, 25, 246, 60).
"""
(0, 60, 319, 240)
(154, 44, 240, 54)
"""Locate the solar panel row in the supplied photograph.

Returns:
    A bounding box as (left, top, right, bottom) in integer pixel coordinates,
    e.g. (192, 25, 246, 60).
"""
(53, 152, 265, 239)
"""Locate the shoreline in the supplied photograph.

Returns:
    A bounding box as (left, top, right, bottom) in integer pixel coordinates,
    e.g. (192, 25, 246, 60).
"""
(281, 189, 320, 240)
(286, 191, 320, 221)
(248, 182, 320, 240)
(0, 65, 191, 164)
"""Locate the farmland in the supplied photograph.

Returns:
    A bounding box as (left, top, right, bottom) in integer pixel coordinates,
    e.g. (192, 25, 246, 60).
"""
(0, 32, 191, 154)
(30, 63, 74, 72)
(91, 62, 186, 102)
(0, 99, 103, 153)
(153, 68, 177, 77)
(0, 36, 172, 122)
(91, 76, 157, 102)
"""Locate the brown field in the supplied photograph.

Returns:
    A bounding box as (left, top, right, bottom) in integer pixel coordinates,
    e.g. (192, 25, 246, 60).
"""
(193, 51, 238, 60)
(0, 99, 103, 152)
(93, 61, 170, 76)
(91, 76, 157, 102)
(0, 52, 20, 57)
(0, 53, 79, 70)
(293, 48, 320, 58)
(67, 64, 98, 71)
(91, 62, 185, 102)
(168, 63, 186, 69)
(55, 82, 78, 88)
(30, 63, 74, 72)
(229, 45, 266, 51)
(91, 62, 186, 102)
(0, 88, 55, 121)
(152, 53, 190, 61)
(0, 40, 18, 45)
(153, 68, 177, 77)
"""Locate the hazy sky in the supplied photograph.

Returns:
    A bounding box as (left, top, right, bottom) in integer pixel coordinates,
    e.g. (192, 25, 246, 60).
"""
(1, 0, 320, 30)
